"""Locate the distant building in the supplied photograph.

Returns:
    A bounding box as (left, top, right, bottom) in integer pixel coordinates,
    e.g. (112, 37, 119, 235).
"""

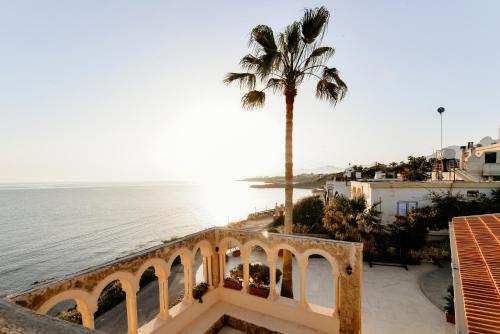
(433, 138, 500, 182)
(351, 180, 499, 223)
(450, 213, 500, 334)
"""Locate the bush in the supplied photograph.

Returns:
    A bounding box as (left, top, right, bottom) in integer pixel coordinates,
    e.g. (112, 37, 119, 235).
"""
(444, 285, 454, 315)
(229, 263, 282, 286)
(139, 267, 156, 288)
(95, 281, 126, 318)
(270, 195, 325, 234)
(56, 307, 82, 325)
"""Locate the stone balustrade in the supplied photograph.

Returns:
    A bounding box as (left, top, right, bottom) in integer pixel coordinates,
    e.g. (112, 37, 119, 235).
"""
(8, 228, 362, 334)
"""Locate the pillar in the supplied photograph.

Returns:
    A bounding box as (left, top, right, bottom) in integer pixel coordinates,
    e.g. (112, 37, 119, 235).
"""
(182, 255, 193, 303)
(207, 255, 213, 287)
(125, 290, 139, 334)
(299, 257, 308, 307)
(268, 255, 278, 300)
(218, 251, 225, 287)
(242, 250, 250, 292)
(77, 303, 96, 330)
(157, 272, 170, 320)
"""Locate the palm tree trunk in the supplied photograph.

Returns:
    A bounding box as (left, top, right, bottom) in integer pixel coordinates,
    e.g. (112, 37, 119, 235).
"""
(281, 87, 296, 298)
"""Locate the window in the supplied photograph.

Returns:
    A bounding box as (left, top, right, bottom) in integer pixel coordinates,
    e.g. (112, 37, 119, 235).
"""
(466, 190, 479, 198)
(485, 152, 497, 164)
(397, 201, 418, 216)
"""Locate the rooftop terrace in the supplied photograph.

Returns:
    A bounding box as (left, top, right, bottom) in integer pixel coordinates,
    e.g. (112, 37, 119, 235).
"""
(5, 228, 362, 334)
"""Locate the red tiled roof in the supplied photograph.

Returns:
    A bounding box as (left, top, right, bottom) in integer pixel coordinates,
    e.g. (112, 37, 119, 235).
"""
(453, 213, 500, 334)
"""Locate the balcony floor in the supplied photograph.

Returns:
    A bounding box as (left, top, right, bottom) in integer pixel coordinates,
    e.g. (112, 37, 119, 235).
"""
(179, 302, 324, 334)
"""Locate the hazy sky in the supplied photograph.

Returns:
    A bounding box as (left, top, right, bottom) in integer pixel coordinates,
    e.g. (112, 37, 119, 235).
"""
(1, 1, 499, 182)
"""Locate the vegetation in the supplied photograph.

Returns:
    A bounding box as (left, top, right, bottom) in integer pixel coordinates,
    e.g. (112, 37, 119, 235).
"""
(272, 195, 325, 233)
(350, 156, 432, 181)
(139, 267, 156, 288)
(192, 282, 209, 303)
(444, 284, 455, 315)
(95, 281, 126, 318)
(56, 307, 82, 325)
(230, 263, 282, 286)
(323, 194, 383, 243)
(224, 6, 347, 298)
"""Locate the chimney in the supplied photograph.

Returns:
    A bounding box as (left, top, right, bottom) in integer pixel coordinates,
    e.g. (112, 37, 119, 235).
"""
(467, 141, 474, 149)
(459, 146, 466, 169)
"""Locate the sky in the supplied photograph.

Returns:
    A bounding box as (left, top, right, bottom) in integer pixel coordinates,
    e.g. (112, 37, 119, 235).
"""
(1, 1, 499, 182)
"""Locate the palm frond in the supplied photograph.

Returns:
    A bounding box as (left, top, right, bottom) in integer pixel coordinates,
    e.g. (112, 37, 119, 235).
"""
(266, 78, 285, 93)
(301, 6, 330, 44)
(304, 46, 335, 67)
(223, 72, 256, 90)
(284, 22, 301, 54)
(249, 25, 277, 54)
(239, 54, 262, 71)
(316, 79, 340, 104)
(241, 90, 265, 109)
(257, 52, 280, 79)
(323, 67, 347, 99)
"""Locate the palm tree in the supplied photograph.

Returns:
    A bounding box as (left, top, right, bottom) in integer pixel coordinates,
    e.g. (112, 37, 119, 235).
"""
(224, 6, 347, 298)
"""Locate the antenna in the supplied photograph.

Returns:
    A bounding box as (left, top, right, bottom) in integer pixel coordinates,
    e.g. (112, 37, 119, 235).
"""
(437, 107, 445, 153)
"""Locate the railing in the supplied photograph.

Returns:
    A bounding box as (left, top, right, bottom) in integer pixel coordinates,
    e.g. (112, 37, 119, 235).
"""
(8, 228, 362, 334)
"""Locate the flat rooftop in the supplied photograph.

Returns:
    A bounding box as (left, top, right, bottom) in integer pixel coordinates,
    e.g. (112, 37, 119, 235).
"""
(452, 213, 500, 333)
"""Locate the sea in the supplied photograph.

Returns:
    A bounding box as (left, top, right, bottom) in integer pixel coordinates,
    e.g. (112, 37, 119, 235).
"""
(0, 181, 312, 295)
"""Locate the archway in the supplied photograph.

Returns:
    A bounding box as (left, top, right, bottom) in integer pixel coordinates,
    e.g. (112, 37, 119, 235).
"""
(94, 280, 128, 334)
(306, 254, 334, 308)
(46, 299, 82, 325)
(136, 266, 159, 327)
(275, 247, 299, 302)
(167, 255, 185, 308)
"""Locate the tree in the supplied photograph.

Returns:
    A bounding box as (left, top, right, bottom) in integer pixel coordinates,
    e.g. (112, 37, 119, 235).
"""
(323, 194, 382, 243)
(224, 7, 347, 298)
(293, 195, 325, 232)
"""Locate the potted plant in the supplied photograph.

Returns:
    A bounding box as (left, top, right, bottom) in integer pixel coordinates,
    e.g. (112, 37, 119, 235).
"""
(248, 283, 270, 298)
(223, 277, 243, 290)
(192, 282, 209, 303)
(444, 284, 455, 324)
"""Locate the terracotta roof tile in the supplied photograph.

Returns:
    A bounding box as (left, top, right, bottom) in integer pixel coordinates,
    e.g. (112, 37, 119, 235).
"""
(453, 213, 500, 334)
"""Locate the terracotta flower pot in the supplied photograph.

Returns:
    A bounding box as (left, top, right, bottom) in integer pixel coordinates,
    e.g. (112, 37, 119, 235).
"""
(446, 312, 455, 324)
(233, 250, 241, 257)
(249, 286, 270, 298)
(223, 279, 243, 290)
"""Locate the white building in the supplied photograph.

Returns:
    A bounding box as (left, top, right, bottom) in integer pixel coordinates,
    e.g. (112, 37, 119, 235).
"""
(433, 136, 500, 182)
(351, 180, 499, 223)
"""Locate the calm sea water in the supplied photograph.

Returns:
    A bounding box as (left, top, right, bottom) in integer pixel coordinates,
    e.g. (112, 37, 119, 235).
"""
(0, 181, 312, 295)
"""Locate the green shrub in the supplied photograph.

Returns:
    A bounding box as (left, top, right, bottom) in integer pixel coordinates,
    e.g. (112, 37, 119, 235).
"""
(56, 307, 82, 325)
(95, 281, 126, 318)
(230, 263, 282, 286)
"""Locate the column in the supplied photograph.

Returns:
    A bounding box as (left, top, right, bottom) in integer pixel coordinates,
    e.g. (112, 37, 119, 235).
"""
(336, 273, 341, 314)
(183, 260, 193, 303)
(299, 258, 308, 307)
(242, 250, 250, 292)
(125, 291, 139, 334)
(77, 303, 96, 330)
(207, 255, 213, 287)
(268, 255, 278, 300)
(219, 252, 225, 287)
(202, 256, 208, 283)
(157, 272, 170, 320)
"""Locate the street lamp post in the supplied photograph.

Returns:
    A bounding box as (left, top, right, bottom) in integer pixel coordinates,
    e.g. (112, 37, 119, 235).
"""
(437, 107, 445, 153)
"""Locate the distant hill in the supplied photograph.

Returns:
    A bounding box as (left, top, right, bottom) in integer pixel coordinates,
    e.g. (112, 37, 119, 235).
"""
(240, 172, 337, 189)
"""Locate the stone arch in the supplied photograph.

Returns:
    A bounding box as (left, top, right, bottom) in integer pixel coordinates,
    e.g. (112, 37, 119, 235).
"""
(218, 237, 243, 253)
(302, 248, 338, 274)
(242, 239, 272, 259)
(192, 239, 213, 258)
(37, 289, 92, 315)
(90, 271, 138, 303)
(166, 248, 193, 269)
(135, 258, 170, 281)
(271, 243, 302, 262)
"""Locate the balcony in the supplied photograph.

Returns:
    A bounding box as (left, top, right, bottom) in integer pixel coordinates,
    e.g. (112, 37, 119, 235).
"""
(6, 228, 362, 334)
